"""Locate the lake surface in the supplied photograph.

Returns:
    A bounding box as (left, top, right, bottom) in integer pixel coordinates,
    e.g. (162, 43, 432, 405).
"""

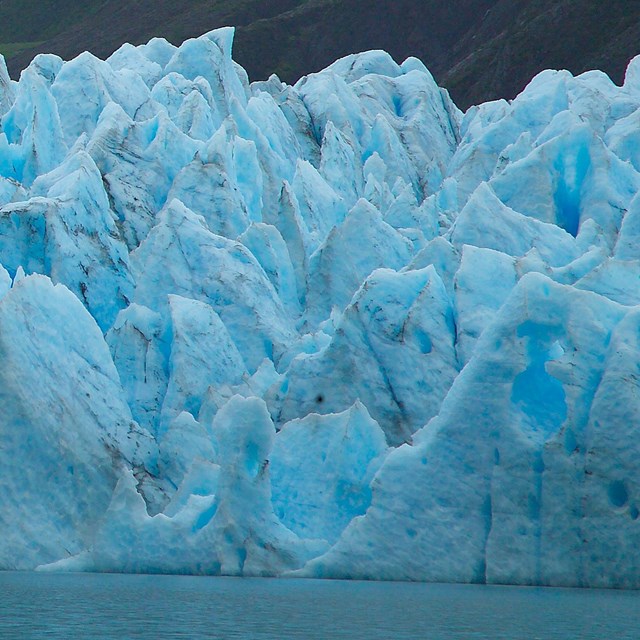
(1, 572, 639, 639)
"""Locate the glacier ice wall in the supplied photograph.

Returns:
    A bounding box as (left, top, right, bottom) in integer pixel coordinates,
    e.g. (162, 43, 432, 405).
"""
(2, 28, 640, 587)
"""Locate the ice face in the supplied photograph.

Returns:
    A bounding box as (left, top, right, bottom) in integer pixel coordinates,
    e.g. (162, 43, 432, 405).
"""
(39, 395, 326, 576)
(0, 275, 157, 570)
(130, 198, 295, 372)
(305, 198, 413, 325)
(271, 401, 388, 544)
(161, 294, 247, 427)
(3, 28, 640, 587)
(298, 274, 633, 585)
(279, 266, 459, 446)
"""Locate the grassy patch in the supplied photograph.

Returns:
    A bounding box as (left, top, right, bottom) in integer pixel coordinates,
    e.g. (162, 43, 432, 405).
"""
(0, 41, 44, 59)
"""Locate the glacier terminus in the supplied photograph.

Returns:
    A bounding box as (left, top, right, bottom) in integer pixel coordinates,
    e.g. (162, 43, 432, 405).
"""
(2, 27, 640, 588)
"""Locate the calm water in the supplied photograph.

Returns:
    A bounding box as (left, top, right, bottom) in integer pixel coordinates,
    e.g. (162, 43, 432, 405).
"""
(1, 572, 639, 639)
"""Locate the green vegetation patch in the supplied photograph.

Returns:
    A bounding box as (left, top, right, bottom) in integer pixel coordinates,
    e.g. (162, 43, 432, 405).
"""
(0, 41, 44, 59)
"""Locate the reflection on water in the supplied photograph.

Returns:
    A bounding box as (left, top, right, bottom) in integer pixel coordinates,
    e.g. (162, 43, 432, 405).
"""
(1, 572, 639, 639)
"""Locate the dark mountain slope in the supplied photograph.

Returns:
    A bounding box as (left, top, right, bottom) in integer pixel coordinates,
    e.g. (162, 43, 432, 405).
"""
(3, 0, 640, 109)
(231, 0, 496, 89)
(441, 0, 640, 107)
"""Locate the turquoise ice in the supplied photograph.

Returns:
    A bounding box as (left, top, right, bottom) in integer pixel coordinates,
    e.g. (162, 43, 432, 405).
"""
(2, 28, 640, 587)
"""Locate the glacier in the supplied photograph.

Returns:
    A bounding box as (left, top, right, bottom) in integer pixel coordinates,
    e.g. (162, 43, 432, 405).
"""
(2, 27, 640, 588)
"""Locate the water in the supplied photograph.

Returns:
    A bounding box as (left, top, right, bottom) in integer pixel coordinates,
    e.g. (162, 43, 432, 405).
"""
(1, 572, 639, 639)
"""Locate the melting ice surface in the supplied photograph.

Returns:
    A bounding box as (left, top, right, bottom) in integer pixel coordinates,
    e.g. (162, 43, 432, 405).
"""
(3, 27, 640, 587)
